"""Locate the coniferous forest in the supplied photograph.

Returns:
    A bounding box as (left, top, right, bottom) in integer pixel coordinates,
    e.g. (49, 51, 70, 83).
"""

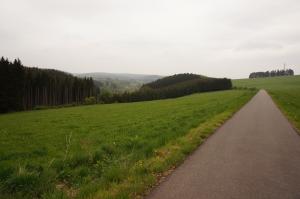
(0, 57, 99, 113)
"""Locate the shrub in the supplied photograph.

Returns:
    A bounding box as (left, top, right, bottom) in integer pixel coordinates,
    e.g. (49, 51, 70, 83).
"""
(84, 96, 96, 105)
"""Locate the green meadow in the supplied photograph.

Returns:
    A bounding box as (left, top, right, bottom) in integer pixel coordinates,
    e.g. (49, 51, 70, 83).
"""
(0, 90, 254, 199)
(233, 75, 300, 131)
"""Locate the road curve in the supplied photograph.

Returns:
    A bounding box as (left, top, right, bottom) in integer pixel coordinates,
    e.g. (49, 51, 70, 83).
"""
(146, 90, 300, 199)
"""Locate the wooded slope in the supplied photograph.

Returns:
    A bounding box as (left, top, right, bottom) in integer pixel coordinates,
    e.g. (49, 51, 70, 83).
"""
(0, 57, 98, 113)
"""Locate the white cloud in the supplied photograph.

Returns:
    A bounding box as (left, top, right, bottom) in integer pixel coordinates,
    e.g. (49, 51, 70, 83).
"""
(0, 0, 299, 78)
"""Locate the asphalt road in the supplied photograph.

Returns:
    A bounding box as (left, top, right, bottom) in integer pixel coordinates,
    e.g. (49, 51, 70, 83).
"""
(146, 90, 300, 199)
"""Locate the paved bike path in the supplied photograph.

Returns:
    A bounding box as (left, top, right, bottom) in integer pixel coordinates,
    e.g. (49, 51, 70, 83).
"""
(147, 90, 300, 199)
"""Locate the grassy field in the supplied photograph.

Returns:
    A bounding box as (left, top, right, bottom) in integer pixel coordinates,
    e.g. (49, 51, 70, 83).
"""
(0, 90, 255, 199)
(234, 75, 300, 131)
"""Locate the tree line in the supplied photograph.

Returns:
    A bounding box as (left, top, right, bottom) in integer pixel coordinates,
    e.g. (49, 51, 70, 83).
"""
(1, 58, 232, 112)
(0, 57, 99, 113)
(249, 69, 294, 78)
(100, 74, 232, 103)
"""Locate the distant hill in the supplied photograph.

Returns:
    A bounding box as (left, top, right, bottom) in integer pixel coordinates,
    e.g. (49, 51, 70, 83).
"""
(142, 73, 207, 89)
(76, 72, 162, 93)
(101, 73, 232, 103)
(140, 73, 232, 96)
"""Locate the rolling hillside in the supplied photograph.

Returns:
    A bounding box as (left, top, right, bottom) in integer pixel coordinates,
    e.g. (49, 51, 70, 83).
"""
(102, 74, 232, 103)
(142, 73, 203, 89)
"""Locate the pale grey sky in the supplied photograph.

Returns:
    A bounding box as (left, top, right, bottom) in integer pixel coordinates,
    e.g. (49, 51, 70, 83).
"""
(0, 0, 299, 78)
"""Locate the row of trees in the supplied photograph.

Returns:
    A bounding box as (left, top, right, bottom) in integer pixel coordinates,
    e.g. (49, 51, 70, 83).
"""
(0, 57, 99, 113)
(249, 69, 294, 78)
(100, 74, 232, 103)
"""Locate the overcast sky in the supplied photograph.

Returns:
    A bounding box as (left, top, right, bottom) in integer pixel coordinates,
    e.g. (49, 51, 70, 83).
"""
(0, 0, 299, 78)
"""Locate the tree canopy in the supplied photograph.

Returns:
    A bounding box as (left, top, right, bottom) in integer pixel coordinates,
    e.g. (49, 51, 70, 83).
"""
(0, 57, 99, 113)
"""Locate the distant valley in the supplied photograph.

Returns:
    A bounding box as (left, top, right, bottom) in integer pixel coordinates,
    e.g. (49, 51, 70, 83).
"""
(76, 72, 162, 93)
